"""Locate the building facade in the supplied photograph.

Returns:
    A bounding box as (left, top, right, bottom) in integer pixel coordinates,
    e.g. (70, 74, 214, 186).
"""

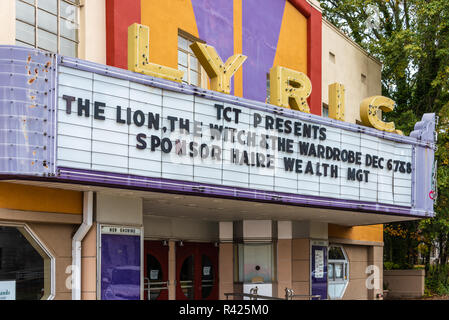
(0, 0, 436, 300)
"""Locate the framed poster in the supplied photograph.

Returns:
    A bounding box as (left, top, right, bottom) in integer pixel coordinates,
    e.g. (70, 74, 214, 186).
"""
(314, 249, 324, 279)
(99, 225, 142, 300)
(311, 241, 328, 300)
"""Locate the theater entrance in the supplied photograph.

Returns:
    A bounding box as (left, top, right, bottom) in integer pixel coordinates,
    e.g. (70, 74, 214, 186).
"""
(144, 240, 169, 300)
(176, 242, 218, 300)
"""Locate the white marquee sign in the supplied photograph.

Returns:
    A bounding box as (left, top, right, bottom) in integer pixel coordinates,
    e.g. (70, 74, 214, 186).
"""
(57, 66, 413, 207)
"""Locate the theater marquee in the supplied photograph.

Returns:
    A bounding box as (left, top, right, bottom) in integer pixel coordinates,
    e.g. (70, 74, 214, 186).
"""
(0, 46, 436, 217)
(57, 65, 414, 207)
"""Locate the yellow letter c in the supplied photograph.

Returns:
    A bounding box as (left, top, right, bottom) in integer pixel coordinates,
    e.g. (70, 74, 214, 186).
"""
(360, 96, 403, 135)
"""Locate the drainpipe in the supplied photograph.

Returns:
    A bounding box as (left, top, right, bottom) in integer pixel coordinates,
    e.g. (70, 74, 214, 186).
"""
(71, 191, 94, 300)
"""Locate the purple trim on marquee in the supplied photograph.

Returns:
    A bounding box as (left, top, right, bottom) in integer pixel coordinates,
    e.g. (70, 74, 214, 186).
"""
(242, 0, 286, 102)
(56, 167, 427, 217)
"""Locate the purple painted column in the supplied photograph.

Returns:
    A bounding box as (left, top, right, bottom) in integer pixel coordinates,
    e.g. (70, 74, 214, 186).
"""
(191, 0, 235, 94)
(242, 0, 286, 102)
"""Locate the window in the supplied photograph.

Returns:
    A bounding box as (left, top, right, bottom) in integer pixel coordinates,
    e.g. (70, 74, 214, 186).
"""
(0, 225, 52, 300)
(361, 73, 367, 84)
(177, 30, 206, 88)
(15, 0, 80, 57)
(234, 243, 276, 283)
(328, 245, 349, 300)
(322, 103, 329, 118)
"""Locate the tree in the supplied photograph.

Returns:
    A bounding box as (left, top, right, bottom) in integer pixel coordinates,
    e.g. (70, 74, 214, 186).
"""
(420, 104, 449, 266)
(320, 0, 449, 119)
(320, 0, 449, 270)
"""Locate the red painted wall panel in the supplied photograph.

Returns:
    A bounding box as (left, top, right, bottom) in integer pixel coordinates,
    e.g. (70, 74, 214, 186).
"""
(288, 0, 322, 116)
(106, 0, 141, 69)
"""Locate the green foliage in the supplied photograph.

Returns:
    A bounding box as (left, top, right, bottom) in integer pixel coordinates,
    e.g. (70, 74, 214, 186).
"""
(320, 0, 449, 295)
(384, 261, 401, 270)
(426, 264, 449, 295)
(383, 221, 420, 268)
(419, 105, 449, 267)
(414, 265, 425, 270)
(321, 0, 449, 118)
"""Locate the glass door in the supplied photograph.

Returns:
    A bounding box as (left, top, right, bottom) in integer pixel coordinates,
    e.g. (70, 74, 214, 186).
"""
(176, 242, 218, 300)
(144, 240, 169, 300)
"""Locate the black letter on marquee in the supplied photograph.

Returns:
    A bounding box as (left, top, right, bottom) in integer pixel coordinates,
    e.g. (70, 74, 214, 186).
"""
(284, 157, 295, 172)
(116, 106, 126, 124)
(347, 168, 356, 181)
(303, 123, 312, 138)
(77, 98, 90, 117)
(62, 95, 76, 114)
(284, 120, 292, 134)
(305, 161, 314, 175)
(312, 125, 320, 139)
(254, 113, 262, 128)
(215, 104, 224, 120)
(136, 133, 147, 150)
(133, 110, 145, 127)
(233, 108, 242, 124)
(319, 127, 327, 141)
(167, 116, 178, 132)
(94, 101, 106, 120)
(151, 135, 161, 151)
(265, 116, 274, 130)
(148, 112, 160, 130)
(179, 118, 190, 133)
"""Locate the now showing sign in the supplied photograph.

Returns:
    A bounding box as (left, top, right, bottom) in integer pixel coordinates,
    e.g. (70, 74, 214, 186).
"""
(57, 66, 413, 207)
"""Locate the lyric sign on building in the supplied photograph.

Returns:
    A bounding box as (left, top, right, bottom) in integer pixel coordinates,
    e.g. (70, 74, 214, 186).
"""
(57, 66, 413, 207)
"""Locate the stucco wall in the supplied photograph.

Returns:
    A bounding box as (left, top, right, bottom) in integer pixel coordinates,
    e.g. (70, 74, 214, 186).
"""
(27, 222, 77, 300)
(384, 269, 425, 299)
(322, 20, 382, 124)
(219, 243, 234, 300)
(79, 0, 106, 64)
(96, 193, 143, 226)
(0, 0, 15, 45)
(291, 238, 310, 297)
(277, 239, 293, 298)
(342, 244, 369, 300)
(143, 215, 218, 242)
